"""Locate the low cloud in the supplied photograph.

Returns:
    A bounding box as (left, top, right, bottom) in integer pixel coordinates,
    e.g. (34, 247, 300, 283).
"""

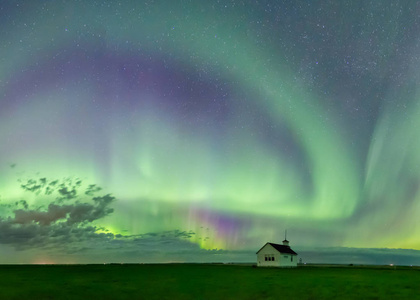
(0, 175, 198, 260)
(295, 246, 420, 266)
(0, 176, 118, 250)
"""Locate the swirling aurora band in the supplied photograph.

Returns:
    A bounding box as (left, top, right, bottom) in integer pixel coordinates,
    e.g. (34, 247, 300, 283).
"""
(0, 2, 419, 262)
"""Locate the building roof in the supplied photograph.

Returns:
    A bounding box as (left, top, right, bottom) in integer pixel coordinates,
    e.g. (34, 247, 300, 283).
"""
(256, 242, 298, 255)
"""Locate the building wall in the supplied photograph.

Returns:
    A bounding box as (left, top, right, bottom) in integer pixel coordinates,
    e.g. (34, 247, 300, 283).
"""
(257, 244, 298, 267)
(278, 253, 298, 267)
(257, 244, 280, 267)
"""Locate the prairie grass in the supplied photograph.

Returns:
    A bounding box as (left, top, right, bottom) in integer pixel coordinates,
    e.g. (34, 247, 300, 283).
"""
(0, 264, 419, 299)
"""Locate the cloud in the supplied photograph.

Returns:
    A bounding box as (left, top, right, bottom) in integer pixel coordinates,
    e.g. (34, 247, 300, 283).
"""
(13, 204, 70, 226)
(0, 175, 198, 260)
(85, 184, 102, 196)
(295, 246, 420, 266)
(0, 200, 116, 250)
(0, 176, 117, 250)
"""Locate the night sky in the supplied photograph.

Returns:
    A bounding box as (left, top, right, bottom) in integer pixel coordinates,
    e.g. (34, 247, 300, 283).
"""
(1, 1, 420, 264)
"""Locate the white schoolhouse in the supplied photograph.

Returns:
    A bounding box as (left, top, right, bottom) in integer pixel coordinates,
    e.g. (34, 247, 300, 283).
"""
(256, 239, 298, 267)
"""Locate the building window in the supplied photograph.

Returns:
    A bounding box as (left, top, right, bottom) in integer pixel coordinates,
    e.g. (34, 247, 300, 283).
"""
(291, 256, 293, 262)
(265, 255, 275, 261)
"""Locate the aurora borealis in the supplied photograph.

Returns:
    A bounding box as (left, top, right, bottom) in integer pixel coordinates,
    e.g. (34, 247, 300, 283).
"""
(1, 1, 420, 264)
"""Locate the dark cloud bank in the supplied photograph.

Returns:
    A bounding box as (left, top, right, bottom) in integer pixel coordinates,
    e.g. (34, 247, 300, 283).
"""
(0, 177, 115, 250)
(0, 176, 202, 263)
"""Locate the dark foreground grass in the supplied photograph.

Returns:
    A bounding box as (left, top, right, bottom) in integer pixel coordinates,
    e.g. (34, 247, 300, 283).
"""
(0, 264, 419, 299)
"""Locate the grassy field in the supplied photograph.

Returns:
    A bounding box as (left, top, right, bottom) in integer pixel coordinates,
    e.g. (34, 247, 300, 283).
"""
(0, 264, 419, 299)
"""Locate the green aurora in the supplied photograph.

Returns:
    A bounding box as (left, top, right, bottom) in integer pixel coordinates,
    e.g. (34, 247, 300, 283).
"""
(0, 1, 419, 263)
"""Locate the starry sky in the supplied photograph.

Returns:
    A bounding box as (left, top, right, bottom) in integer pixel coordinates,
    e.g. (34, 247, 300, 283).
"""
(1, 1, 420, 264)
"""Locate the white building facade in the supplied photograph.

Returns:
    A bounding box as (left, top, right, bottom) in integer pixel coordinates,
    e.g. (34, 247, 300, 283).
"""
(256, 240, 298, 267)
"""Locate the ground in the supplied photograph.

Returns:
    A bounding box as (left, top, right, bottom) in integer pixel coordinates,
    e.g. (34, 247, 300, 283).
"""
(0, 264, 418, 299)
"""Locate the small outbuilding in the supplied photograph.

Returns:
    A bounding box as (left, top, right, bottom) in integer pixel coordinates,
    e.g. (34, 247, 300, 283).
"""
(256, 239, 298, 267)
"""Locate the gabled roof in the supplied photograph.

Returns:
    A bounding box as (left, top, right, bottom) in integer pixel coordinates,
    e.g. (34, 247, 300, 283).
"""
(256, 242, 298, 255)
